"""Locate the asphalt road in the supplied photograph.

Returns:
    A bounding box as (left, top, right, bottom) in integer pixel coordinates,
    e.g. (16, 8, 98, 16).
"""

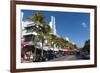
(22, 54, 83, 63)
(49, 55, 82, 61)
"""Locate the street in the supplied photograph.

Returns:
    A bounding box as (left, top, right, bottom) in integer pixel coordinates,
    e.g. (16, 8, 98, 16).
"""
(49, 55, 82, 61)
(22, 54, 84, 63)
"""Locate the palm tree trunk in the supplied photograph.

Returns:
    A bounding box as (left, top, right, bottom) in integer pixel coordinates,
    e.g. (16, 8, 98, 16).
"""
(34, 45, 37, 61)
(41, 38, 44, 57)
(53, 44, 55, 52)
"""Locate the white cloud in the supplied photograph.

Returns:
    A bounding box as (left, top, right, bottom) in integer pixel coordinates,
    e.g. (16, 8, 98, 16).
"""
(65, 37, 69, 41)
(81, 22, 87, 28)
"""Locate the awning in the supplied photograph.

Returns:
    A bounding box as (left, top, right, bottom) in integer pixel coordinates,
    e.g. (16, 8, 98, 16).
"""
(43, 46, 50, 51)
(21, 41, 33, 47)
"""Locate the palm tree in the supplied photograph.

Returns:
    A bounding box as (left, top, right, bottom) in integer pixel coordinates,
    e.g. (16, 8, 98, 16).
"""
(36, 24, 51, 56)
(28, 12, 46, 25)
(48, 34, 58, 49)
(32, 35, 40, 60)
(28, 12, 51, 57)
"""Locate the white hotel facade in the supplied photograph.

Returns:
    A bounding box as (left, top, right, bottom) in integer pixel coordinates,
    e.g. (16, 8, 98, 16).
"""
(21, 12, 72, 51)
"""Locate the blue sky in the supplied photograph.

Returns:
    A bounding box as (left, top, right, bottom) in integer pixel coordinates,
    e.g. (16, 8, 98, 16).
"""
(21, 10, 90, 48)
